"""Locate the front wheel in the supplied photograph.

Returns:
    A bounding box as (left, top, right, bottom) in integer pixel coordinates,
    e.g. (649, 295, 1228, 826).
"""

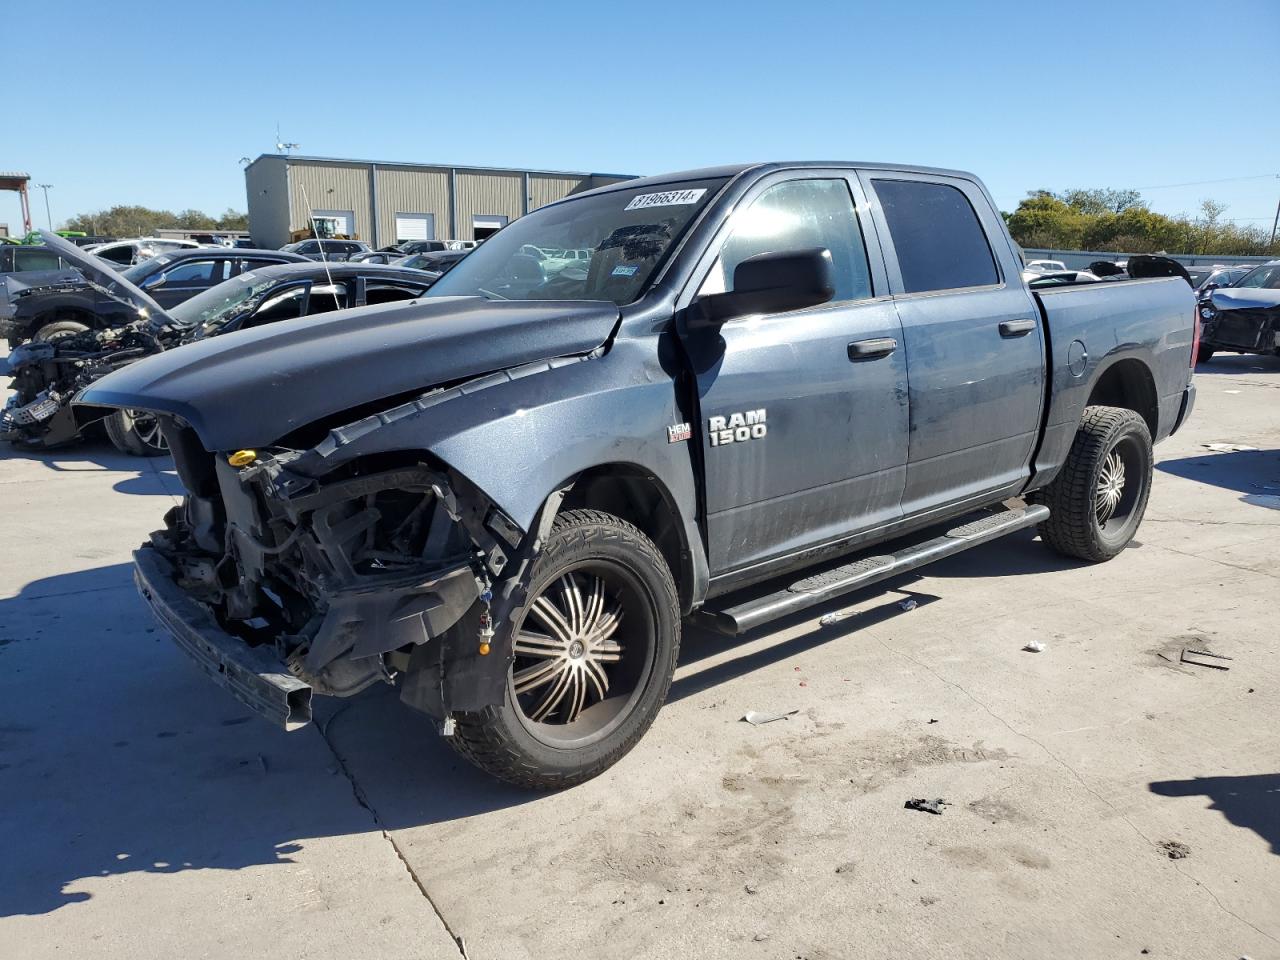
(1030, 405, 1153, 562)
(104, 409, 169, 456)
(450, 509, 680, 790)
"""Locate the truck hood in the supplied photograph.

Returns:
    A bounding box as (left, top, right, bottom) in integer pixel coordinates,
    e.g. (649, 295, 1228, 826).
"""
(76, 296, 619, 450)
(36, 230, 169, 321)
(1209, 287, 1280, 312)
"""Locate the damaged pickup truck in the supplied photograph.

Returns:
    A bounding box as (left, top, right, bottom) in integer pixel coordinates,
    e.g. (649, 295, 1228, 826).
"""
(77, 162, 1198, 788)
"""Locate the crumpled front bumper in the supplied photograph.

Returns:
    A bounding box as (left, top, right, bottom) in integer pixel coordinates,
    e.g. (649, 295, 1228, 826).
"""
(133, 546, 313, 730)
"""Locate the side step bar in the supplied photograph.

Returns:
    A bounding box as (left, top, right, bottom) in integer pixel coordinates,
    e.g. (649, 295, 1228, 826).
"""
(698, 504, 1049, 635)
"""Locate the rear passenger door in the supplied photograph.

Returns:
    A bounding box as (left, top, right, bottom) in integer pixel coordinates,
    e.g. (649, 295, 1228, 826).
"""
(683, 174, 908, 578)
(862, 173, 1044, 516)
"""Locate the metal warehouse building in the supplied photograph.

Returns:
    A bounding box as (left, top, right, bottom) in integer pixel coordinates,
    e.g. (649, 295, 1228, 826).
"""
(244, 155, 634, 249)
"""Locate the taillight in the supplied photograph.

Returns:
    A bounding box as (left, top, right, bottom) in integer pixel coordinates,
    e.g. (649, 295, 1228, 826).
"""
(1190, 306, 1201, 368)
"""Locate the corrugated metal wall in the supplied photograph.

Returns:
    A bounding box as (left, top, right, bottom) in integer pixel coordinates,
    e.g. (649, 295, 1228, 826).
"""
(374, 166, 451, 244)
(287, 162, 373, 241)
(456, 171, 523, 240)
(529, 174, 589, 210)
(244, 157, 290, 248)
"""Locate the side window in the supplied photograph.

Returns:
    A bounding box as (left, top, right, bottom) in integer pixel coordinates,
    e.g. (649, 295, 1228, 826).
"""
(298, 241, 319, 255)
(161, 260, 225, 285)
(237, 258, 283, 273)
(304, 282, 349, 314)
(699, 179, 873, 304)
(13, 249, 63, 272)
(98, 245, 134, 264)
(247, 285, 309, 327)
(872, 179, 999, 293)
(365, 281, 426, 305)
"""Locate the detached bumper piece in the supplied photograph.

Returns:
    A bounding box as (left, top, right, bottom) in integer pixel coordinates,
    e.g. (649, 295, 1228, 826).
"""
(133, 547, 312, 730)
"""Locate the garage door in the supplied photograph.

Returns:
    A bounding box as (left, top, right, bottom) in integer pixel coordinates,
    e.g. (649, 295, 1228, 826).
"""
(395, 213, 435, 242)
(313, 209, 354, 236)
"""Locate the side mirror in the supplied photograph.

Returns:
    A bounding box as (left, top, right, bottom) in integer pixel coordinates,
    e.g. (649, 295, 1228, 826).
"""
(1201, 281, 1219, 293)
(690, 248, 835, 328)
(140, 272, 164, 289)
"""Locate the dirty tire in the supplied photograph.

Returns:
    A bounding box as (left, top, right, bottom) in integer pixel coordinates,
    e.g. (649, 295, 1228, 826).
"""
(1196, 348, 1215, 363)
(104, 409, 168, 456)
(1030, 405, 1152, 562)
(32, 320, 89, 343)
(450, 509, 680, 790)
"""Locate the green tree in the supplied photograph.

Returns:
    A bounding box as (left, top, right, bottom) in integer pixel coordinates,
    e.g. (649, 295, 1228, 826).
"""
(61, 205, 250, 237)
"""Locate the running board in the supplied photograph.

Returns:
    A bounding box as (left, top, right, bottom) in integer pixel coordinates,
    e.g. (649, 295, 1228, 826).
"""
(697, 504, 1049, 635)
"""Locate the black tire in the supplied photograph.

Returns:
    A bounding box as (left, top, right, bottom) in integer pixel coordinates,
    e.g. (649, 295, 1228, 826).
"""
(32, 320, 89, 343)
(1030, 405, 1153, 562)
(104, 409, 169, 457)
(450, 509, 680, 790)
(1196, 347, 1215, 363)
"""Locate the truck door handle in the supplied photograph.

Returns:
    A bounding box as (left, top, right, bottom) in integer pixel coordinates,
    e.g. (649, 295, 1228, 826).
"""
(847, 337, 898, 361)
(999, 319, 1036, 337)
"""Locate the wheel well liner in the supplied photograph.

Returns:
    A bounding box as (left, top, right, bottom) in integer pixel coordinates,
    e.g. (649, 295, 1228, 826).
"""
(1086, 358, 1158, 437)
(560, 464, 694, 613)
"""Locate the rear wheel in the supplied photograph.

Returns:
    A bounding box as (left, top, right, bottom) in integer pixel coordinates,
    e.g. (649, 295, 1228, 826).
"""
(1030, 405, 1153, 562)
(104, 409, 169, 456)
(450, 509, 680, 790)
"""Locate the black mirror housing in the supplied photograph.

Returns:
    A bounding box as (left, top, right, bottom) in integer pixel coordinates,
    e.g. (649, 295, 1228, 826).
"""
(691, 248, 835, 327)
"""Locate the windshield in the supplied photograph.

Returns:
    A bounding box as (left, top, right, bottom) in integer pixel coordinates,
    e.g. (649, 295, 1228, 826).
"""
(169, 272, 280, 330)
(1234, 264, 1280, 290)
(427, 178, 728, 305)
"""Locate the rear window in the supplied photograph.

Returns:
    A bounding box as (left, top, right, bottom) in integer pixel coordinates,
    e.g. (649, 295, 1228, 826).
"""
(873, 179, 1000, 293)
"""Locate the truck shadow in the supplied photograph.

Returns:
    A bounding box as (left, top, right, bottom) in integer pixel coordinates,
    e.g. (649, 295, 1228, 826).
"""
(0, 437, 179, 497)
(0, 562, 532, 919)
(1149, 773, 1280, 856)
(1192, 353, 1280, 376)
(1157, 447, 1280, 509)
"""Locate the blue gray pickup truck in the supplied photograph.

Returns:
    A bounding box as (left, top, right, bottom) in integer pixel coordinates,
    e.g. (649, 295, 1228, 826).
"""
(78, 162, 1198, 788)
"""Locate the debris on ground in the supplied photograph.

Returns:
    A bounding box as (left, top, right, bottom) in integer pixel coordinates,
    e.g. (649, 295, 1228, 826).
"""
(898, 598, 918, 612)
(904, 797, 949, 815)
(1201, 442, 1258, 452)
(1023, 641, 1045, 653)
(1158, 840, 1190, 860)
(741, 709, 799, 725)
(819, 610, 851, 626)
(1181, 648, 1231, 671)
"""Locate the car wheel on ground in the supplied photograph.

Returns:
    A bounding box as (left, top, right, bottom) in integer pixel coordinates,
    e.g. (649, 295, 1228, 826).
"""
(1196, 348, 1215, 363)
(32, 320, 89, 343)
(1030, 405, 1153, 562)
(104, 409, 169, 456)
(449, 509, 681, 790)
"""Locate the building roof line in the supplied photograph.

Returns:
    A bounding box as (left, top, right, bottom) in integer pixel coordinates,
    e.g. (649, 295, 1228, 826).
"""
(247, 153, 636, 181)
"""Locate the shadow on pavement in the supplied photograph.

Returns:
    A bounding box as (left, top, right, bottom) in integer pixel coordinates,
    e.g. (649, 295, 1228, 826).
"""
(0, 437, 178, 497)
(0, 562, 533, 919)
(1192, 353, 1280, 376)
(1157, 448, 1280, 510)
(1149, 773, 1280, 855)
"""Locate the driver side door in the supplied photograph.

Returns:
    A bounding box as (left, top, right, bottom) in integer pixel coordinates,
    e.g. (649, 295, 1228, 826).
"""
(680, 174, 909, 582)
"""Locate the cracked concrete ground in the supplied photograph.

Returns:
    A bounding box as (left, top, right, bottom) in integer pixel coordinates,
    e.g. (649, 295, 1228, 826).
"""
(2, 354, 1278, 960)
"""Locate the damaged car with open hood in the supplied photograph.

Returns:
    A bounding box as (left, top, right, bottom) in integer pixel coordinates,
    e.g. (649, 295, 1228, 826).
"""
(76, 163, 1198, 788)
(1196, 260, 1280, 361)
(2, 232, 436, 454)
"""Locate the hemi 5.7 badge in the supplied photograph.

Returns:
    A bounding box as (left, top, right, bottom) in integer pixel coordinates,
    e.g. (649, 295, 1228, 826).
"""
(708, 409, 767, 446)
(667, 422, 692, 443)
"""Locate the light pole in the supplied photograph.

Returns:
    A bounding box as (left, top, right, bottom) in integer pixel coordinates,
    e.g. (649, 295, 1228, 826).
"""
(36, 183, 53, 230)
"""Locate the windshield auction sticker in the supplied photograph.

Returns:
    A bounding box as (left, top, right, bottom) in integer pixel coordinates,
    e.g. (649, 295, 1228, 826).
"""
(625, 189, 707, 211)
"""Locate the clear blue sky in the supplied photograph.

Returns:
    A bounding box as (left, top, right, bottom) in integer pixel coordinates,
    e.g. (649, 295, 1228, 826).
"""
(6, 0, 1279, 233)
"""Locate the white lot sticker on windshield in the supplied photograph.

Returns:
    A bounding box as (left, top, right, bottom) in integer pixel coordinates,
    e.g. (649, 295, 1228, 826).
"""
(625, 188, 706, 211)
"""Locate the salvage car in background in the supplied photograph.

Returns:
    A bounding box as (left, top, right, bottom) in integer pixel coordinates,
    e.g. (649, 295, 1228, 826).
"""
(76, 161, 1197, 789)
(85, 237, 206, 268)
(1187, 264, 1252, 295)
(1197, 260, 1280, 361)
(2, 233, 437, 454)
(0, 246, 307, 345)
(394, 249, 469, 278)
(279, 238, 371, 262)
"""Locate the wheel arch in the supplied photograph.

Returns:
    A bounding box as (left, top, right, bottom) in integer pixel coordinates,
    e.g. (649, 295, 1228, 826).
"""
(1084, 356, 1159, 438)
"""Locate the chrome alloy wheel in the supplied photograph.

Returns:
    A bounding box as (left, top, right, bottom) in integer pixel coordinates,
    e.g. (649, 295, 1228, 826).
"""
(511, 572, 625, 724)
(1095, 449, 1126, 524)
